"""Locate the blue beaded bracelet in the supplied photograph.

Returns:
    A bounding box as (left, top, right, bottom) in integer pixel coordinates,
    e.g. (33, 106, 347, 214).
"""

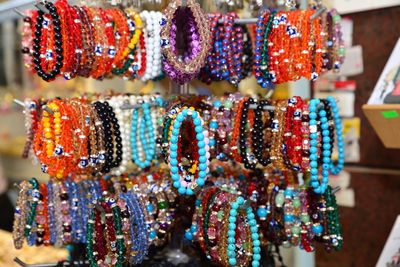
(169, 107, 210, 195)
(326, 96, 345, 175)
(131, 102, 156, 169)
(46, 181, 57, 245)
(227, 196, 261, 267)
(309, 98, 331, 194)
(120, 191, 149, 265)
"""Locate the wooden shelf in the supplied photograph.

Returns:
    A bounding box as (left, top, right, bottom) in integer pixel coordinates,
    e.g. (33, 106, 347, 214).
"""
(362, 104, 400, 149)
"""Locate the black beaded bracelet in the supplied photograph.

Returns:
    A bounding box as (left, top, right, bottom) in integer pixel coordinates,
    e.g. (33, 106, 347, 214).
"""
(93, 101, 114, 174)
(238, 98, 258, 169)
(241, 25, 253, 79)
(103, 101, 123, 169)
(252, 100, 273, 167)
(32, 1, 63, 81)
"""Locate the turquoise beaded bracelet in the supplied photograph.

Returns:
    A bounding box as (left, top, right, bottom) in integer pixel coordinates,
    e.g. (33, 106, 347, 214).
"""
(169, 107, 210, 195)
(226, 196, 261, 267)
(326, 96, 344, 175)
(309, 99, 331, 194)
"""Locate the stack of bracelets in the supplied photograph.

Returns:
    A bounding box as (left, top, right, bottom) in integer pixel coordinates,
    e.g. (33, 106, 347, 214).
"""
(15, 0, 347, 266)
(13, 93, 345, 266)
(21, 0, 345, 86)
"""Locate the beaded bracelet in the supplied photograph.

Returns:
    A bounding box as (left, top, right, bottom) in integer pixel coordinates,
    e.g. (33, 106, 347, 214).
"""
(325, 186, 343, 251)
(112, 9, 142, 76)
(12, 181, 30, 249)
(309, 98, 330, 194)
(283, 96, 303, 171)
(254, 11, 274, 88)
(24, 178, 40, 239)
(35, 183, 48, 246)
(169, 107, 210, 195)
(131, 99, 156, 169)
(299, 186, 314, 252)
(32, 1, 63, 82)
(238, 98, 258, 169)
(270, 100, 288, 170)
(120, 191, 149, 264)
(46, 182, 57, 245)
(226, 196, 261, 267)
(21, 12, 36, 72)
(326, 96, 344, 174)
(76, 6, 95, 77)
(160, 0, 211, 84)
(65, 180, 83, 243)
(252, 99, 273, 167)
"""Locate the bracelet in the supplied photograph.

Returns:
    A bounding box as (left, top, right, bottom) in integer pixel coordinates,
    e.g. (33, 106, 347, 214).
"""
(309, 98, 330, 194)
(252, 99, 273, 167)
(160, 0, 211, 84)
(169, 107, 209, 195)
(32, 1, 63, 81)
(25, 178, 40, 238)
(12, 181, 30, 249)
(326, 96, 344, 174)
(226, 196, 261, 267)
(238, 98, 258, 169)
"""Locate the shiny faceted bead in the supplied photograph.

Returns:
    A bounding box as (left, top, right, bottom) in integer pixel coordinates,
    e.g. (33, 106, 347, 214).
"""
(158, 201, 167, 210)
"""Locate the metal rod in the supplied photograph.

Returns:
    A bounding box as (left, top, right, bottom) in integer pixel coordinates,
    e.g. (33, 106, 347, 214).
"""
(332, 186, 341, 194)
(14, 257, 90, 267)
(217, 17, 258, 25)
(310, 6, 326, 20)
(42, 105, 54, 114)
(13, 8, 26, 18)
(34, 2, 48, 13)
(214, 7, 325, 25)
(120, 102, 159, 110)
(14, 99, 26, 107)
(248, 103, 275, 111)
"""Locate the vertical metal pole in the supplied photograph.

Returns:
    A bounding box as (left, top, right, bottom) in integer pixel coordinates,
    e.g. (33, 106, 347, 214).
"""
(292, 1, 315, 267)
